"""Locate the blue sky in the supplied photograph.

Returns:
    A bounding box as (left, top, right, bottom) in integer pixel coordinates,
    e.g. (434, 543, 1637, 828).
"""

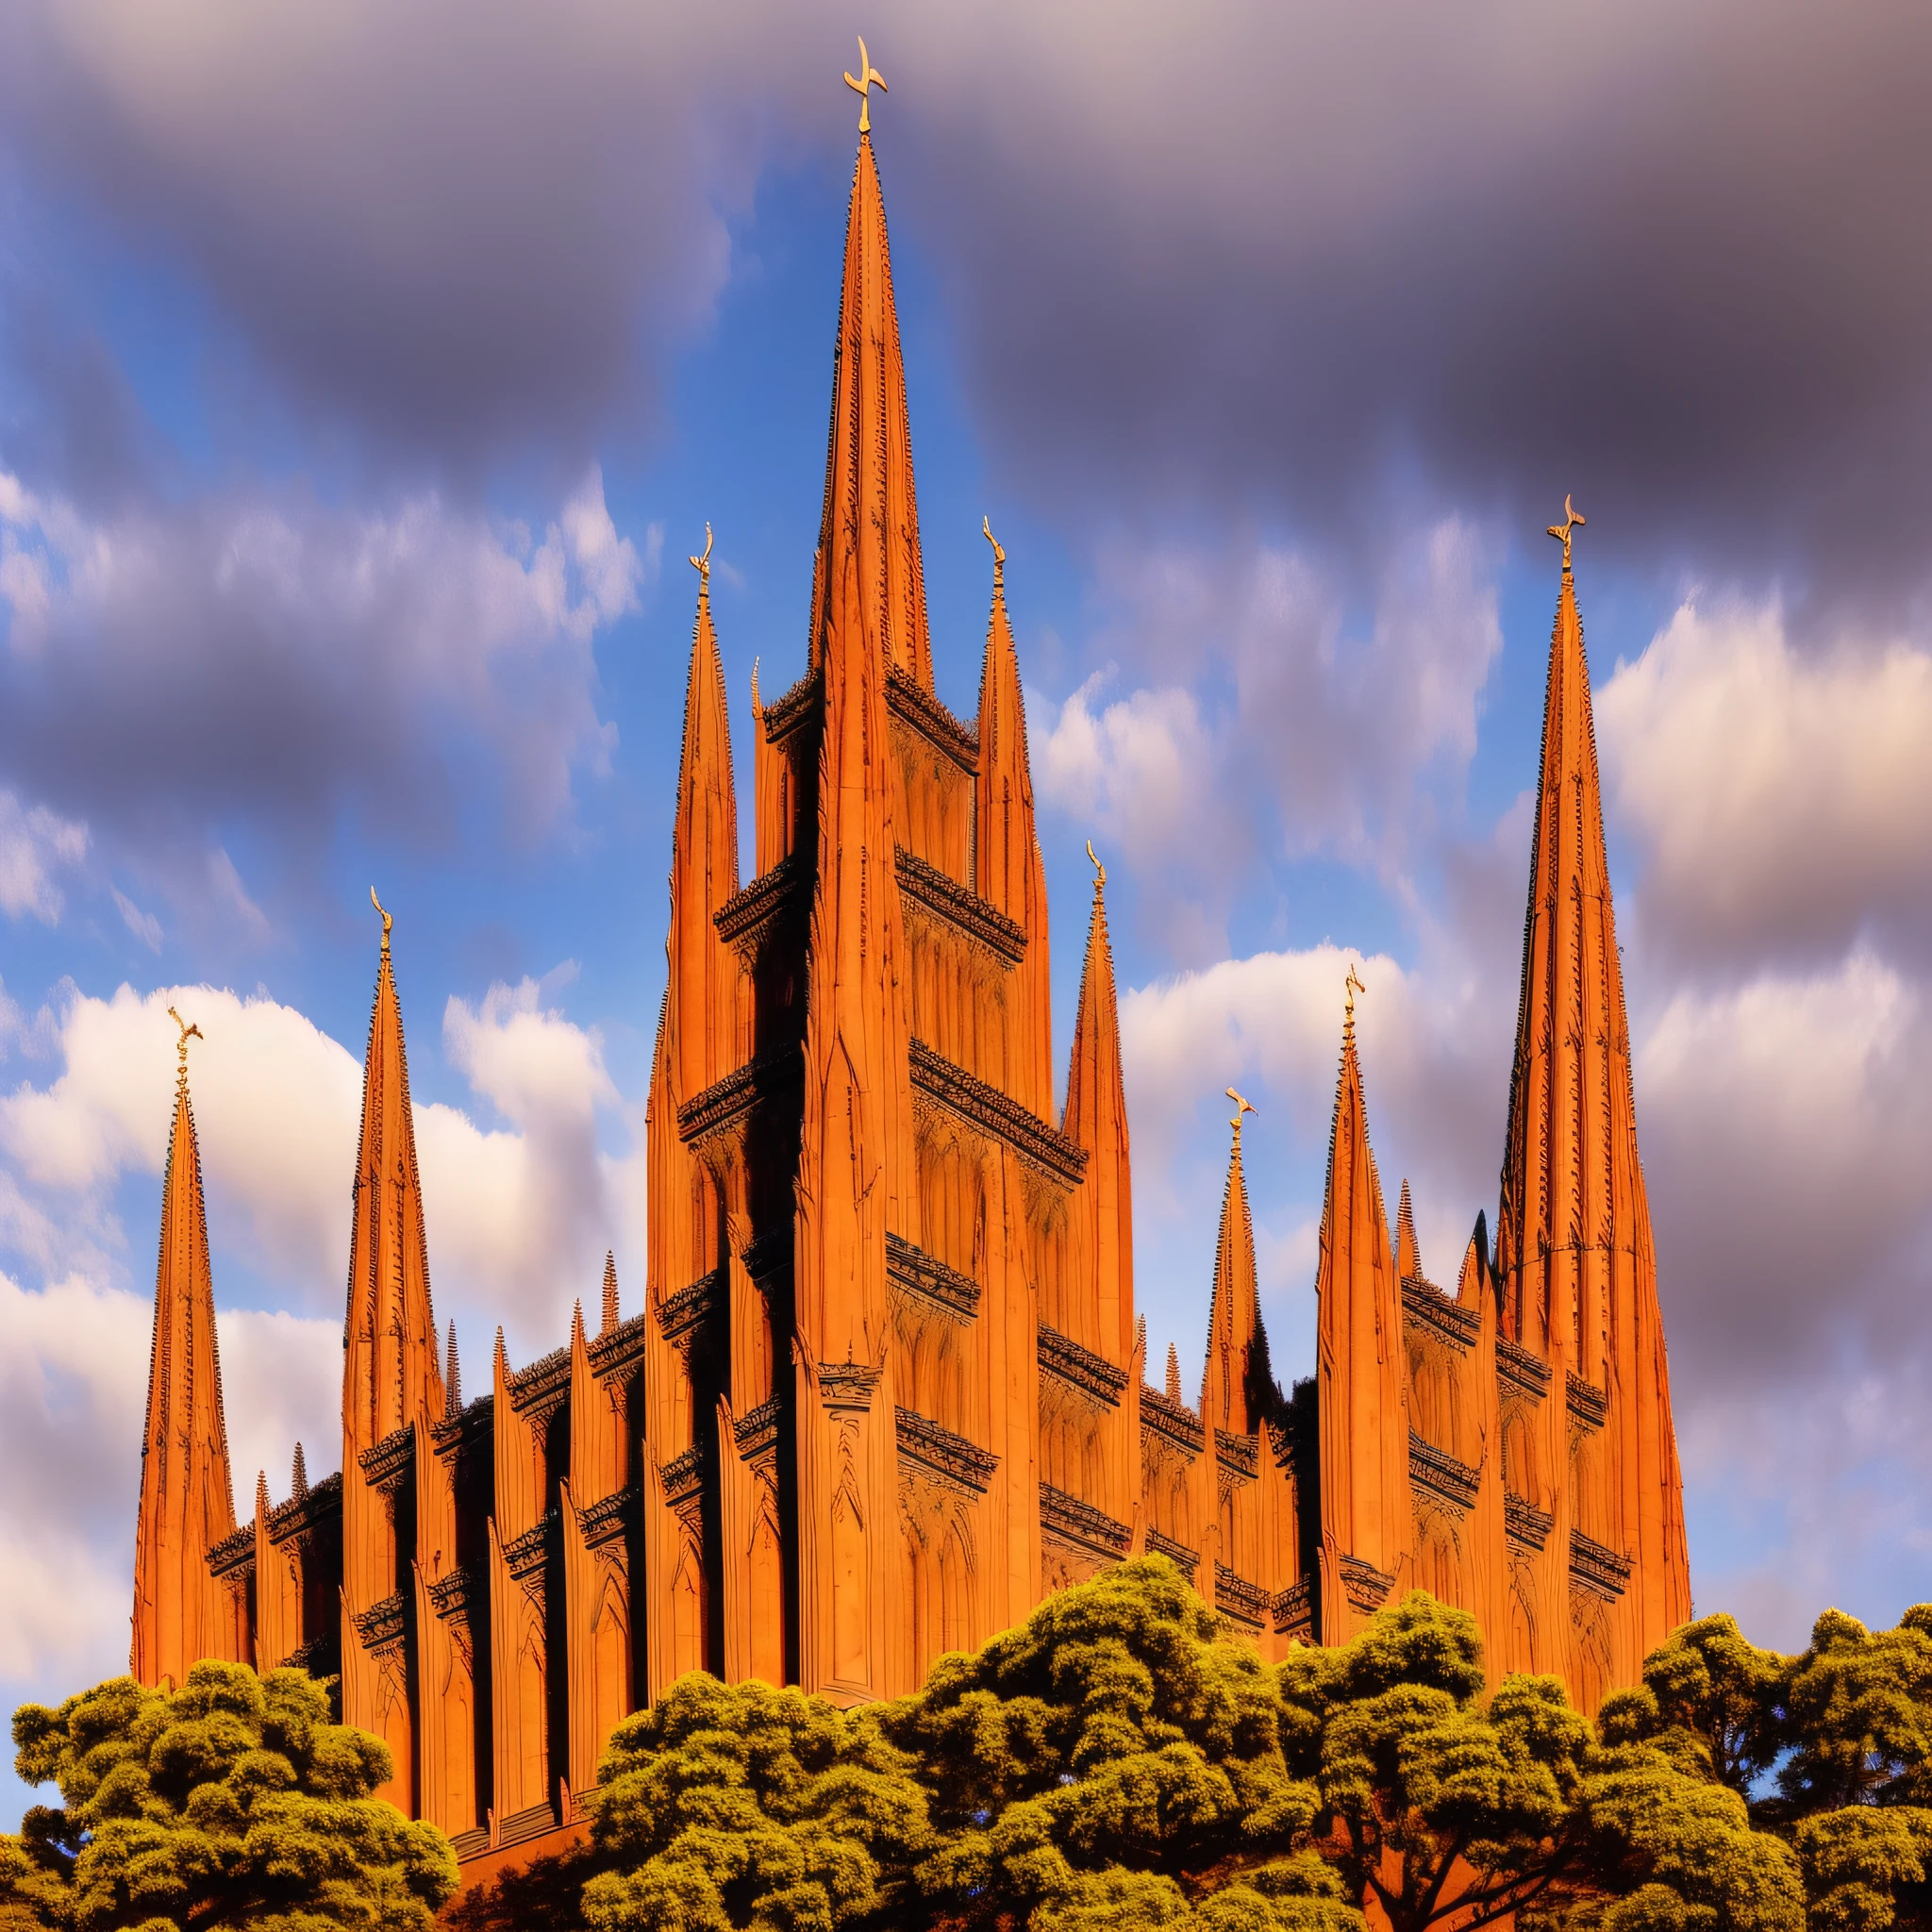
(3, 0, 1932, 1828)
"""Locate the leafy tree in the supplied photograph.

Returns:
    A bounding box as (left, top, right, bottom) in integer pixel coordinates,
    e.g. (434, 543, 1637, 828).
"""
(1277, 1592, 1802, 1932)
(581, 1672, 931, 1932)
(0, 1661, 457, 1932)
(881, 1554, 1359, 1932)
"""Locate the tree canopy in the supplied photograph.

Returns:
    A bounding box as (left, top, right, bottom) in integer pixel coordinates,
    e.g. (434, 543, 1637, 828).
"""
(0, 1661, 456, 1932)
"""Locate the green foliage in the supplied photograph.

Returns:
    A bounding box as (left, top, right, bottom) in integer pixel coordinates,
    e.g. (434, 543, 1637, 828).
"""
(881, 1555, 1356, 1932)
(0, 1661, 457, 1932)
(582, 1673, 931, 1932)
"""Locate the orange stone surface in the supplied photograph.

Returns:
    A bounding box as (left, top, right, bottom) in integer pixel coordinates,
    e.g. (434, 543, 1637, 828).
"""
(125, 119, 1691, 1874)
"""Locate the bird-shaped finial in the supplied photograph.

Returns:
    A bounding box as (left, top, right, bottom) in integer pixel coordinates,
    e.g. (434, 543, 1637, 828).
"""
(1546, 494, 1585, 575)
(983, 515, 1005, 583)
(844, 36, 887, 134)
(690, 523, 713, 593)
(371, 886, 392, 953)
(1087, 839, 1106, 892)
(1344, 963, 1366, 1032)
(1226, 1087, 1257, 1140)
(167, 1006, 203, 1093)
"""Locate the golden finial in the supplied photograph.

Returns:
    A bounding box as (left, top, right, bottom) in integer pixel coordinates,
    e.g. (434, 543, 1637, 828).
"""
(370, 885, 392, 954)
(167, 1006, 203, 1094)
(844, 36, 887, 135)
(983, 515, 1005, 581)
(1226, 1087, 1257, 1140)
(690, 523, 713, 592)
(1547, 494, 1585, 575)
(1086, 839, 1106, 892)
(1344, 963, 1366, 1030)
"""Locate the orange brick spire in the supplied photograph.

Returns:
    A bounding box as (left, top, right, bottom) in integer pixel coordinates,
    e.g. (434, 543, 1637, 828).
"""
(341, 893, 442, 1808)
(1201, 1093, 1261, 1439)
(977, 523, 1053, 1116)
(807, 111, 931, 688)
(1315, 974, 1409, 1641)
(1395, 1177, 1420, 1283)
(1495, 504, 1690, 1680)
(132, 1010, 245, 1685)
(1062, 845, 1132, 1361)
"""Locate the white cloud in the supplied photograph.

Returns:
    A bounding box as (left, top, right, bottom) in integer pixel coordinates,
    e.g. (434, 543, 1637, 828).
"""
(111, 887, 162, 952)
(0, 790, 88, 923)
(1599, 599, 1932, 966)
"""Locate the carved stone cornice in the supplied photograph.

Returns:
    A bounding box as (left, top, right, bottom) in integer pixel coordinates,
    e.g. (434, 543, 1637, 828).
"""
(354, 1590, 409, 1656)
(1408, 1431, 1481, 1515)
(894, 846, 1025, 967)
(1216, 1428, 1258, 1482)
(1505, 1491, 1555, 1554)
(895, 1406, 999, 1496)
(733, 1397, 784, 1464)
(1215, 1563, 1270, 1628)
(741, 1227, 793, 1289)
(1274, 1579, 1315, 1640)
(1566, 1373, 1608, 1431)
(886, 664, 977, 773)
(266, 1471, 341, 1548)
(1339, 1554, 1395, 1614)
(819, 1362, 882, 1412)
(206, 1524, 256, 1581)
(759, 669, 820, 745)
(431, 1393, 494, 1460)
(1140, 1386, 1205, 1457)
(283, 1631, 339, 1677)
(588, 1311, 650, 1387)
(1038, 1324, 1128, 1407)
(1403, 1279, 1481, 1352)
(887, 1232, 980, 1324)
(1040, 1483, 1130, 1562)
(427, 1565, 482, 1627)
(655, 1268, 725, 1350)
(504, 1513, 557, 1591)
(1146, 1526, 1198, 1568)
(908, 1039, 1088, 1185)
(659, 1446, 707, 1510)
(676, 1043, 804, 1145)
(577, 1485, 637, 1554)
(357, 1422, 415, 1496)
(1496, 1336, 1553, 1401)
(1569, 1527, 1633, 1601)
(713, 852, 809, 960)
(507, 1348, 572, 1434)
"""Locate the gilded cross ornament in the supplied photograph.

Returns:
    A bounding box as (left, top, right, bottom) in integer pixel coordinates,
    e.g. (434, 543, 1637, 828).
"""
(166, 1006, 203, 1092)
(983, 515, 1005, 576)
(690, 523, 713, 591)
(1086, 838, 1105, 891)
(1226, 1087, 1257, 1139)
(1344, 963, 1366, 1025)
(1547, 493, 1585, 573)
(844, 37, 887, 133)
(371, 885, 392, 953)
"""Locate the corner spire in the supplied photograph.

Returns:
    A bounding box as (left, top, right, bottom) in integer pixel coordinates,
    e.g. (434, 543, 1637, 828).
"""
(1395, 1178, 1420, 1284)
(291, 1441, 308, 1498)
(1314, 987, 1408, 1640)
(601, 1250, 620, 1335)
(443, 1319, 462, 1418)
(132, 1011, 243, 1684)
(1165, 1342, 1182, 1405)
(808, 93, 931, 687)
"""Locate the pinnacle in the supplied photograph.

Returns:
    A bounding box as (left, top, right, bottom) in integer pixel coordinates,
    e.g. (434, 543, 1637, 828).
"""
(602, 1250, 620, 1335)
(1396, 1178, 1420, 1284)
(443, 1320, 462, 1417)
(291, 1441, 308, 1497)
(1165, 1343, 1183, 1404)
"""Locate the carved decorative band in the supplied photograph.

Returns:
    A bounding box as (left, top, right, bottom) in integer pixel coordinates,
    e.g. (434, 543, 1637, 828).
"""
(1505, 1491, 1555, 1554)
(656, 1268, 724, 1346)
(1569, 1527, 1633, 1601)
(895, 1406, 999, 1494)
(741, 1227, 793, 1287)
(1274, 1579, 1315, 1638)
(504, 1512, 557, 1587)
(266, 1471, 341, 1545)
(1339, 1554, 1395, 1614)
(819, 1362, 882, 1411)
(676, 1044, 805, 1145)
(1146, 1527, 1198, 1568)
(1496, 1336, 1552, 1400)
(887, 1231, 981, 1323)
(1403, 1279, 1480, 1351)
(759, 669, 820, 744)
(588, 1312, 650, 1383)
(1039, 1324, 1129, 1407)
(714, 851, 808, 957)
(431, 1393, 494, 1458)
(887, 664, 978, 772)
(1215, 1563, 1270, 1627)
(659, 1446, 707, 1508)
(205, 1524, 257, 1579)
(908, 1039, 1088, 1185)
(1140, 1385, 1206, 1457)
(508, 1345, 572, 1424)
(427, 1566, 481, 1624)
(1216, 1428, 1259, 1482)
(1565, 1373, 1608, 1430)
(577, 1485, 637, 1552)
(733, 1396, 784, 1461)
(357, 1422, 415, 1495)
(1040, 1483, 1131, 1560)
(354, 1591, 409, 1654)
(1408, 1431, 1481, 1514)
(894, 846, 1025, 967)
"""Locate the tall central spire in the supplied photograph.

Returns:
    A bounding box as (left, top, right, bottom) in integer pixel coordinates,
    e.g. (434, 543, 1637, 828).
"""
(808, 112, 932, 689)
